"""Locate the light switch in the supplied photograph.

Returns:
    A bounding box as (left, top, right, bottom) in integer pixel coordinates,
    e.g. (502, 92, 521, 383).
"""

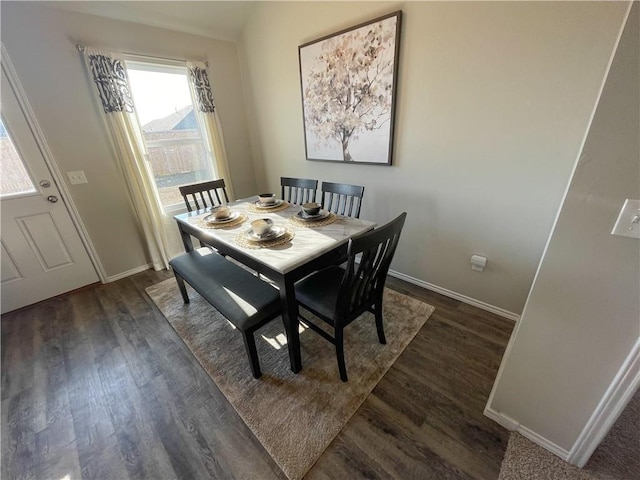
(67, 170, 88, 185)
(611, 199, 640, 239)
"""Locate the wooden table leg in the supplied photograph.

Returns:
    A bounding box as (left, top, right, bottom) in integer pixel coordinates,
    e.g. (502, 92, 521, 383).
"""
(278, 276, 301, 373)
(179, 223, 195, 253)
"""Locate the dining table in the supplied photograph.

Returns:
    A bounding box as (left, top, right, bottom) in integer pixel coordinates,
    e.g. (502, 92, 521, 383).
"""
(173, 196, 376, 374)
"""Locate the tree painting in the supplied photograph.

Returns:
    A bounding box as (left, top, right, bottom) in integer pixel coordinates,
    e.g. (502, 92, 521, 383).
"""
(299, 12, 401, 164)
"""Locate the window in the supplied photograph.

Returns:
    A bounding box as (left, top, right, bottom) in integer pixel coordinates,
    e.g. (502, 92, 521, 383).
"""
(126, 60, 216, 211)
(0, 117, 37, 198)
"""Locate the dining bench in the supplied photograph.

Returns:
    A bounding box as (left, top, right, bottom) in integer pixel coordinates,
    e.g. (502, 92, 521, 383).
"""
(169, 248, 282, 378)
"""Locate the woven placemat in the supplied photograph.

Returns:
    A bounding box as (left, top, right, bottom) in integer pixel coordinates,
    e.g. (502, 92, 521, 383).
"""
(198, 212, 248, 229)
(247, 200, 290, 214)
(289, 212, 338, 228)
(234, 228, 295, 249)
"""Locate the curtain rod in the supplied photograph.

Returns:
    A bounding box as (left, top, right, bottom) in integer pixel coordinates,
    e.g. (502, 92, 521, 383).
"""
(75, 44, 209, 68)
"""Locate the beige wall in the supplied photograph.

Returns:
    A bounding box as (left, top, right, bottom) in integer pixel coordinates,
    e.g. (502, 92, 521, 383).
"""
(0, 1, 629, 315)
(239, 1, 628, 314)
(488, 4, 639, 452)
(1, 2, 256, 278)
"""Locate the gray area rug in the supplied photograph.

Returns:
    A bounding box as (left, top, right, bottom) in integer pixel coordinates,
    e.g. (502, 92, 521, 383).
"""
(147, 278, 434, 480)
(499, 388, 640, 480)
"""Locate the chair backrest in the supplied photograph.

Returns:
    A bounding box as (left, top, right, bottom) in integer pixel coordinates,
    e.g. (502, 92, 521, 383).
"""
(280, 177, 318, 205)
(336, 212, 407, 323)
(320, 181, 365, 218)
(179, 179, 229, 212)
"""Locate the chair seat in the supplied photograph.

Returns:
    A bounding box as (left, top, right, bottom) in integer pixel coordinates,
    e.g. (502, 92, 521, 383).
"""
(169, 250, 280, 331)
(294, 266, 345, 325)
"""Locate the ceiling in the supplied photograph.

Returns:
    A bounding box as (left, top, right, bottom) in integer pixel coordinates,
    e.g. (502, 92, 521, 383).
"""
(47, 1, 257, 42)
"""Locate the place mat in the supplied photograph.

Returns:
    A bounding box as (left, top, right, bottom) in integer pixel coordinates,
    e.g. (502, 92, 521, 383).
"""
(289, 212, 337, 228)
(234, 228, 295, 249)
(198, 212, 248, 229)
(247, 200, 290, 213)
(146, 279, 434, 480)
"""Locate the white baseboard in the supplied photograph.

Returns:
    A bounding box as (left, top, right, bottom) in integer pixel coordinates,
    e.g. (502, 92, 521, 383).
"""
(387, 269, 520, 322)
(520, 423, 571, 460)
(484, 406, 519, 431)
(484, 406, 570, 460)
(106, 263, 153, 283)
(568, 336, 640, 467)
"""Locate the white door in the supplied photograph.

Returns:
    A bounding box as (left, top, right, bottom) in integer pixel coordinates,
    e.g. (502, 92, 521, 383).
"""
(1, 62, 99, 314)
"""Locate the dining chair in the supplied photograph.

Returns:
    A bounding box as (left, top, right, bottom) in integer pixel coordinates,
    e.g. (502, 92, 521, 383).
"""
(320, 181, 365, 218)
(179, 179, 229, 212)
(280, 177, 318, 205)
(179, 179, 230, 249)
(294, 212, 407, 382)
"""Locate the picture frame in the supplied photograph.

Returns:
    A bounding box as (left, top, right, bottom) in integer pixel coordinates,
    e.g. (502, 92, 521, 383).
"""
(298, 11, 402, 166)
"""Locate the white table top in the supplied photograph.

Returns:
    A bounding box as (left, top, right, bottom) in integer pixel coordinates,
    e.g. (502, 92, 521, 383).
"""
(176, 198, 375, 275)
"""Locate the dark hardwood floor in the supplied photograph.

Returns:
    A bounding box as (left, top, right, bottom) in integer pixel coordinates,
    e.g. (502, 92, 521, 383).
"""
(1, 270, 514, 480)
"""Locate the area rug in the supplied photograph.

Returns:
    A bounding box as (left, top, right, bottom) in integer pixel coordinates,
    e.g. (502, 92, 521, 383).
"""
(146, 278, 434, 480)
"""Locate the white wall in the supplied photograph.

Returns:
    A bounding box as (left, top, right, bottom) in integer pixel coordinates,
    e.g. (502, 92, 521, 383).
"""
(1, 2, 256, 278)
(238, 1, 628, 315)
(488, 3, 639, 453)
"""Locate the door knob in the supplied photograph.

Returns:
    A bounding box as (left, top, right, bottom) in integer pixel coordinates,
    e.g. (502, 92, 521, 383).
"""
(47, 195, 59, 203)
(40, 180, 51, 188)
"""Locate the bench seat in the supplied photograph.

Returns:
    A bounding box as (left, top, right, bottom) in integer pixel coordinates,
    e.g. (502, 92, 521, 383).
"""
(169, 248, 281, 378)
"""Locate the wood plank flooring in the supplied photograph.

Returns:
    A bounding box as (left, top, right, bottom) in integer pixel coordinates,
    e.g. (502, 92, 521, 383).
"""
(1, 270, 514, 480)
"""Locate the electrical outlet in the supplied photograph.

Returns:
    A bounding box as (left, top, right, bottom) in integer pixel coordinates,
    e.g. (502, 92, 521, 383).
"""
(611, 199, 640, 239)
(471, 254, 487, 272)
(67, 170, 88, 185)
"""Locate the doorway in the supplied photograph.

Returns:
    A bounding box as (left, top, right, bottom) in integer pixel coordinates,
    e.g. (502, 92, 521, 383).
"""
(1, 55, 99, 313)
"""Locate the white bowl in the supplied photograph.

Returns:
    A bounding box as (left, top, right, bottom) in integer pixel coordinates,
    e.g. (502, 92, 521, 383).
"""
(302, 202, 321, 216)
(212, 205, 231, 220)
(251, 218, 274, 235)
(258, 193, 276, 205)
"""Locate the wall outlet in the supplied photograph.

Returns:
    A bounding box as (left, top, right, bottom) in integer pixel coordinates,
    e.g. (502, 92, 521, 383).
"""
(471, 254, 487, 272)
(67, 170, 88, 185)
(611, 199, 640, 239)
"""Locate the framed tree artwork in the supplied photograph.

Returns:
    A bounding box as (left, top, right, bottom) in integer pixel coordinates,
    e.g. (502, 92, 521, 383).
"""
(298, 11, 402, 165)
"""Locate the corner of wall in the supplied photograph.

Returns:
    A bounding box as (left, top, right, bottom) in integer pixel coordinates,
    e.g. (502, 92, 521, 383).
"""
(483, 406, 571, 460)
(567, 337, 640, 467)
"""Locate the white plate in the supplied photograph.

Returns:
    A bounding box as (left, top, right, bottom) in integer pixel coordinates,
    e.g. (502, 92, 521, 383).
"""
(254, 199, 284, 209)
(295, 209, 330, 221)
(244, 225, 286, 242)
(204, 211, 240, 224)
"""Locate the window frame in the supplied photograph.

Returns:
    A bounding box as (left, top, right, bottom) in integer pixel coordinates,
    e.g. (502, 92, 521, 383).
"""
(124, 56, 217, 215)
(0, 114, 39, 199)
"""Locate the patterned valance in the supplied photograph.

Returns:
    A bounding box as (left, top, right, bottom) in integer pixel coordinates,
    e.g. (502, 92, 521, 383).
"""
(87, 52, 134, 114)
(188, 66, 216, 113)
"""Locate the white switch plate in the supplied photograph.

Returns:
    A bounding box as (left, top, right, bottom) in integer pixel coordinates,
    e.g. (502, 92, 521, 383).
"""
(67, 170, 88, 185)
(611, 199, 640, 239)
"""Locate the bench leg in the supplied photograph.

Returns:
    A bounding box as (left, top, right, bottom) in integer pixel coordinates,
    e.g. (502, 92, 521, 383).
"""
(174, 273, 190, 304)
(242, 331, 262, 379)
